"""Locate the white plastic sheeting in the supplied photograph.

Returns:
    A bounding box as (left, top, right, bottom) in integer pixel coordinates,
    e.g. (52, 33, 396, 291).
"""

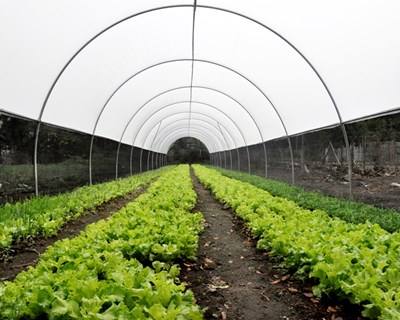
(1, 0, 399, 153)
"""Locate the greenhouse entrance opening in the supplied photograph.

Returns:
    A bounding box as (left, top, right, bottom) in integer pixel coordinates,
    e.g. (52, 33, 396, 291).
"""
(167, 137, 210, 164)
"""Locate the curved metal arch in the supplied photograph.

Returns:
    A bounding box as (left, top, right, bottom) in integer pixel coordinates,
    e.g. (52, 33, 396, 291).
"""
(126, 101, 243, 174)
(160, 128, 218, 150)
(155, 124, 226, 154)
(159, 129, 224, 169)
(157, 127, 220, 156)
(144, 111, 237, 156)
(139, 111, 236, 151)
(162, 128, 222, 167)
(137, 110, 236, 150)
(150, 128, 221, 169)
(140, 127, 221, 172)
(33, 3, 350, 195)
(122, 85, 262, 144)
(102, 57, 276, 179)
(89, 56, 287, 184)
(100, 64, 273, 180)
(125, 100, 248, 175)
(150, 120, 228, 152)
(145, 102, 238, 171)
(150, 120, 229, 155)
(90, 64, 266, 183)
(117, 84, 260, 173)
(128, 106, 242, 173)
(200, 4, 352, 194)
(147, 120, 227, 170)
(154, 118, 234, 170)
(114, 82, 261, 175)
(164, 130, 220, 155)
(34, 5, 193, 195)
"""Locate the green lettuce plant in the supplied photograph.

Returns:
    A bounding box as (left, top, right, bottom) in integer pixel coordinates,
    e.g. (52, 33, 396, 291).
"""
(0, 165, 204, 319)
(195, 165, 400, 319)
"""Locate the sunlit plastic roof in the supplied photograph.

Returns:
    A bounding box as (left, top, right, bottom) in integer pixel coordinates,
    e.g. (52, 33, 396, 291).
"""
(1, 0, 399, 153)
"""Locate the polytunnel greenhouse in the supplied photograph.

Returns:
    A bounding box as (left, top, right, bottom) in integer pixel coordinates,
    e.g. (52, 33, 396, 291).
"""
(1, 1, 400, 319)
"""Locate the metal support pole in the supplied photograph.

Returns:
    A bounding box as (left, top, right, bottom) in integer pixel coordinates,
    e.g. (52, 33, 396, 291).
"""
(246, 147, 251, 174)
(34, 4, 349, 196)
(222, 150, 227, 168)
(129, 146, 134, 175)
(33, 123, 40, 195)
(147, 151, 151, 171)
(216, 122, 233, 171)
(88, 135, 95, 185)
(115, 143, 121, 179)
(139, 149, 144, 172)
(236, 148, 240, 171)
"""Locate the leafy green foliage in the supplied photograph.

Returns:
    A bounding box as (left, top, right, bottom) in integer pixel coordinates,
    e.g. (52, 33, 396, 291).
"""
(0, 165, 204, 319)
(215, 167, 400, 232)
(194, 165, 400, 319)
(0, 168, 164, 249)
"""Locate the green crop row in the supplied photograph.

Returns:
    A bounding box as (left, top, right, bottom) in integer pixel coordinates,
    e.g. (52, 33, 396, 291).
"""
(0, 168, 165, 250)
(194, 165, 400, 319)
(215, 167, 400, 233)
(0, 165, 203, 319)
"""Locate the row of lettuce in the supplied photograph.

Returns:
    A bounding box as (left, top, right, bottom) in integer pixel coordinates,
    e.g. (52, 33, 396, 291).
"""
(194, 165, 400, 320)
(0, 168, 164, 250)
(215, 167, 400, 233)
(0, 165, 204, 319)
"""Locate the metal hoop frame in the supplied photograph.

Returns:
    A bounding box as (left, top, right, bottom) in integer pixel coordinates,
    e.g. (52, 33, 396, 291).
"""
(142, 112, 236, 169)
(146, 113, 235, 150)
(151, 120, 229, 151)
(32, 4, 351, 196)
(125, 100, 248, 174)
(141, 128, 220, 170)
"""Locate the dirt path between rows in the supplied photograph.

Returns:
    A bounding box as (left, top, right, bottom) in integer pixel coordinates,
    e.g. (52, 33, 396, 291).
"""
(183, 170, 361, 320)
(0, 182, 151, 281)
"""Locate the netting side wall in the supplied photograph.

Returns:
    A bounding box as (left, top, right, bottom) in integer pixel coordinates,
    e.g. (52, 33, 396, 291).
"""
(92, 136, 118, 183)
(241, 147, 251, 173)
(248, 144, 264, 176)
(131, 147, 142, 174)
(231, 149, 238, 170)
(38, 123, 91, 195)
(291, 126, 350, 198)
(0, 113, 36, 204)
(117, 143, 131, 178)
(1, 113, 159, 204)
(209, 112, 400, 211)
(346, 113, 400, 208)
(266, 138, 292, 183)
(140, 150, 149, 172)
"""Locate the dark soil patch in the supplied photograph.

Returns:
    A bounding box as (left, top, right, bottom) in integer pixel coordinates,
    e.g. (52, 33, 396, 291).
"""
(266, 167, 400, 211)
(0, 183, 150, 281)
(183, 169, 362, 320)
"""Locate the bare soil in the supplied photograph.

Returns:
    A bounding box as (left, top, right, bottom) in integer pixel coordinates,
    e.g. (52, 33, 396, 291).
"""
(297, 171, 400, 211)
(0, 183, 149, 281)
(265, 167, 400, 211)
(183, 170, 362, 320)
